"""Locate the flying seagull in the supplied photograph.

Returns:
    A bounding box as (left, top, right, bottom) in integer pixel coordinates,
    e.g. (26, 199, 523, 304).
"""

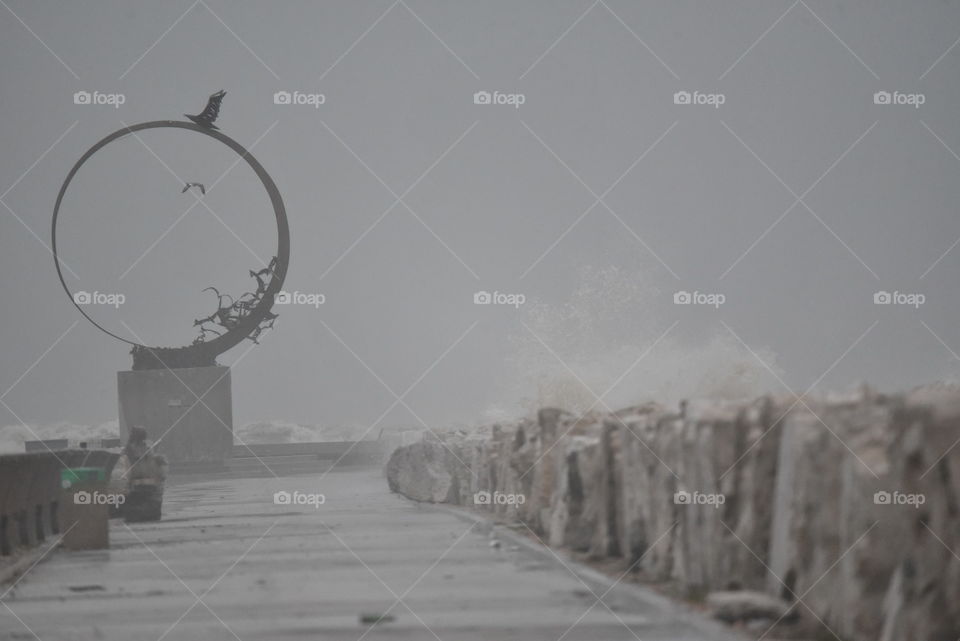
(182, 182, 206, 195)
(185, 90, 226, 129)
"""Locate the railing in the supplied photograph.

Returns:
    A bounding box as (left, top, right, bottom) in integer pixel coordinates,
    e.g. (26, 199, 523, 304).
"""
(0, 450, 118, 557)
(230, 441, 382, 460)
(24, 438, 121, 452)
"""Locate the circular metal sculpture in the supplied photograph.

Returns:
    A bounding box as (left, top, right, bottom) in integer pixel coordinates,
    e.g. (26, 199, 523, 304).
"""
(52, 104, 289, 370)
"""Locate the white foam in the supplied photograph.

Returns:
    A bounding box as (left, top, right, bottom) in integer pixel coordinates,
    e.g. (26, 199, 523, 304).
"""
(485, 265, 782, 422)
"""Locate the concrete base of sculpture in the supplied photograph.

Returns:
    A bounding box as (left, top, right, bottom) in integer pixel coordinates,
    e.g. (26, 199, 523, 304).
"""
(118, 366, 233, 466)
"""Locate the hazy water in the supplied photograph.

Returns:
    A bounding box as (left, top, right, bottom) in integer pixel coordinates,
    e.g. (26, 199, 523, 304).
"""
(0, 419, 366, 454)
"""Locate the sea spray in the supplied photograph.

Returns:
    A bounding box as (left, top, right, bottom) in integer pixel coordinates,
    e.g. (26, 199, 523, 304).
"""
(485, 265, 781, 421)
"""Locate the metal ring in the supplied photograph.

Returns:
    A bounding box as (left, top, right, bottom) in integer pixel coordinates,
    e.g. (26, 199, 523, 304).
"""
(52, 120, 289, 358)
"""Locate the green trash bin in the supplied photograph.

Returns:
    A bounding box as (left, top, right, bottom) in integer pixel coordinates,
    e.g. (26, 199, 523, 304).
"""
(59, 467, 112, 550)
(60, 467, 106, 488)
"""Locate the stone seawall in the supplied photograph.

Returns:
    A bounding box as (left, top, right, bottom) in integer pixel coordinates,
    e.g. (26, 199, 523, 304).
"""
(385, 387, 960, 641)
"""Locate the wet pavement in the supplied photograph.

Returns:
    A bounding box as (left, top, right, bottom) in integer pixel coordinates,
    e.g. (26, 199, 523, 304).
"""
(1, 466, 742, 640)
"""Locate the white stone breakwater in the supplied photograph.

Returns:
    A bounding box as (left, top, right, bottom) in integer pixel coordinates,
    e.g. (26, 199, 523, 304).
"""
(386, 385, 960, 641)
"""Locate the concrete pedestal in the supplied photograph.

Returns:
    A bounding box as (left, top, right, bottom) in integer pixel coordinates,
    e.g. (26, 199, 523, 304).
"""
(118, 366, 233, 466)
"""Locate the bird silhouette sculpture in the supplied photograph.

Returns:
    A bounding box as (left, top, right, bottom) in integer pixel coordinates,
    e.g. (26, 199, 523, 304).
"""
(181, 182, 206, 195)
(185, 90, 226, 129)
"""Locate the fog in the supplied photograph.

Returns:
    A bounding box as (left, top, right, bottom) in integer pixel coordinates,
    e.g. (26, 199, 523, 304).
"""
(3, 0, 960, 447)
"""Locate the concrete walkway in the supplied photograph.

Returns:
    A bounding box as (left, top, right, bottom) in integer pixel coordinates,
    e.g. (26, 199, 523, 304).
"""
(1, 467, 743, 641)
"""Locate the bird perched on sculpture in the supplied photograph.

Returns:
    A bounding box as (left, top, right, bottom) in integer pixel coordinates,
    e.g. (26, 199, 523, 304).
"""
(185, 90, 226, 129)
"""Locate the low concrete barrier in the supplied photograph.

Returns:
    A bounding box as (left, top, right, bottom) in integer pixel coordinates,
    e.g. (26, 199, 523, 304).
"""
(0, 450, 118, 557)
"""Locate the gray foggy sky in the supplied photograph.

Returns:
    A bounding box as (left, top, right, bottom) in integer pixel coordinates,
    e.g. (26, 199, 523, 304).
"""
(2, 0, 960, 434)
